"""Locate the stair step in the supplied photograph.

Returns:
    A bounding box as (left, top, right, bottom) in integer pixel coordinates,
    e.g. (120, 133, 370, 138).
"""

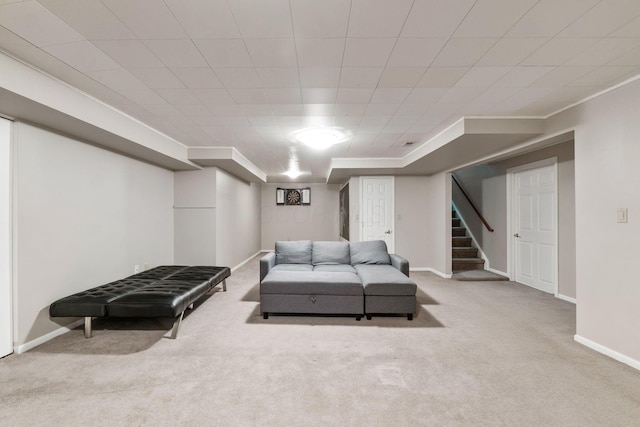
(452, 258, 485, 272)
(452, 227, 466, 236)
(452, 236, 472, 247)
(452, 218, 461, 227)
(453, 247, 478, 258)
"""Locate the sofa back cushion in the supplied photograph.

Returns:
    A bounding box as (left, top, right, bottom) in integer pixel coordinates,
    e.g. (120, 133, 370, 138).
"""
(312, 241, 351, 265)
(275, 240, 312, 264)
(350, 240, 391, 265)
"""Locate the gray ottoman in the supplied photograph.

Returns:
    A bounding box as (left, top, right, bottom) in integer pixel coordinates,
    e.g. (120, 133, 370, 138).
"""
(354, 265, 417, 320)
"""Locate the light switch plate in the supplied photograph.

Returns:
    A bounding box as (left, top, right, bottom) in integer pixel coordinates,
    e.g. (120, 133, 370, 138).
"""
(617, 208, 628, 223)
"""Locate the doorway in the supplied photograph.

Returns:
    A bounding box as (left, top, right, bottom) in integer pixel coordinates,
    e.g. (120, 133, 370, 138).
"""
(508, 158, 558, 294)
(0, 117, 12, 358)
(361, 176, 395, 252)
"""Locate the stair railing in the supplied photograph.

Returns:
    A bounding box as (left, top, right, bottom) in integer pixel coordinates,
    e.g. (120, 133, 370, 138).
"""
(452, 174, 494, 233)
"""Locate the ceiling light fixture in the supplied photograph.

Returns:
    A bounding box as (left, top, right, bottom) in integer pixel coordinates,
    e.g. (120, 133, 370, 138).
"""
(291, 128, 347, 150)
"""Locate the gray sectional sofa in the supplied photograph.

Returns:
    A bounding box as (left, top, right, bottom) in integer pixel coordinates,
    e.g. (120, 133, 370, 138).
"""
(260, 240, 417, 320)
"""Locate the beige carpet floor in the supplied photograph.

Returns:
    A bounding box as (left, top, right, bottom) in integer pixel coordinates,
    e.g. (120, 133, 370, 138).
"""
(1, 254, 639, 426)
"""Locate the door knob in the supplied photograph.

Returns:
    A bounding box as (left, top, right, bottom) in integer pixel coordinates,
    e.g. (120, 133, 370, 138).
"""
(385, 230, 392, 234)
(514, 233, 520, 238)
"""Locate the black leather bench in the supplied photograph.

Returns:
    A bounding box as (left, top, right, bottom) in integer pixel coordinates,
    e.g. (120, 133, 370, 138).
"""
(49, 265, 230, 339)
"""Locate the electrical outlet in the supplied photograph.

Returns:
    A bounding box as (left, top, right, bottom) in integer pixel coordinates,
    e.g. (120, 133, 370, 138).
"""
(134, 264, 140, 274)
(617, 208, 628, 223)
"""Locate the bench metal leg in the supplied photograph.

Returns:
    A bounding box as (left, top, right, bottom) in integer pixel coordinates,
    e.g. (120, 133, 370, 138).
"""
(84, 317, 92, 338)
(222, 279, 227, 292)
(169, 312, 185, 339)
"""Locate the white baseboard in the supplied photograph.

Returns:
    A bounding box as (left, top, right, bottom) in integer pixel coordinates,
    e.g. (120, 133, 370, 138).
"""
(410, 268, 452, 279)
(17, 318, 85, 354)
(557, 294, 576, 304)
(231, 251, 264, 272)
(574, 334, 640, 371)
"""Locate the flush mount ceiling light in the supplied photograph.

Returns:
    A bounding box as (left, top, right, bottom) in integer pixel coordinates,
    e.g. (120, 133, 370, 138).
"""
(291, 128, 347, 150)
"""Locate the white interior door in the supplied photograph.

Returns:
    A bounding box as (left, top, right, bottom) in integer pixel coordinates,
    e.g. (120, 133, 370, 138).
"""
(361, 177, 394, 252)
(1, 117, 12, 358)
(512, 160, 557, 294)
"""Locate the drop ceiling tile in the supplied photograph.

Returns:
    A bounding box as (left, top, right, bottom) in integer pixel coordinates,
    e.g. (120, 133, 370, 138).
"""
(270, 104, 305, 115)
(477, 38, 550, 66)
(364, 103, 400, 116)
(609, 46, 640, 66)
(521, 38, 600, 66)
(140, 103, 182, 117)
(401, 0, 475, 38)
(194, 39, 252, 68)
(176, 104, 213, 116)
(38, 0, 135, 40)
(494, 66, 555, 87)
(44, 41, 120, 72)
(299, 68, 341, 88)
(334, 103, 368, 116)
(301, 88, 338, 103)
(264, 88, 302, 104)
(469, 86, 522, 105)
(432, 38, 498, 66)
(228, 89, 268, 104)
(378, 68, 426, 88)
(94, 40, 164, 68)
(568, 66, 638, 87)
(453, 0, 538, 37)
(0, 1, 84, 46)
(339, 67, 384, 87)
(193, 88, 235, 104)
(303, 104, 335, 116)
(343, 38, 396, 67)
(403, 88, 447, 104)
(245, 38, 298, 67)
(88, 68, 147, 90)
(559, 0, 640, 37)
(256, 68, 301, 88)
(506, 0, 599, 37)
(417, 67, 469, 87)
(228, 0, 293, 38)
(387, 38, 447, 67)
(295, 38, 345, 67)
(566, 38, 640, 66)
(290, 0, 350, 37)
(144, 40, 208, 68)
(247, 115, 278, 126)
(238, 104, 273, 116)
(165, 0, 240, 38)
(215, 68, 261, 88)
(528, 66, 594, 87)
(101, 0, 186, 39)
(129, 68, 185, 88)
(123, 88, 169, 105)
(488, 87, 555, 114)
(392, 103, 430, 118)
(612, 15, 640, 37)
(347, 0, 413, 37)
(336, 88, 375, 103)
(370, 88, 411, 104)
(454, 66, 512, 87)
(332, 116, 362, 127)
(156, 88, 201, 105)
(171, 68, 223, 88)
(438, 87, 485, 104)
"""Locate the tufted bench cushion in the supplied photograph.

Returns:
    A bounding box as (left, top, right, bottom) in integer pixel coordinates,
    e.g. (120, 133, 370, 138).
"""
(49, 265, 230, 338)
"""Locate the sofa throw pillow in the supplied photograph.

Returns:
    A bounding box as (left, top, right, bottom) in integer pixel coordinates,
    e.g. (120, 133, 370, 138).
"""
(275, 240, 312, 264)
(350, 240, 391, 265)
(312, 241, 350, 265)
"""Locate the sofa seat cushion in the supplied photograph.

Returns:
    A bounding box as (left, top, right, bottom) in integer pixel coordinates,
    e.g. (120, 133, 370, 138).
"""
(350, 240, 391, 265)
(272, 264, 313, 272)
(313, 264, 357, 274)
(312, 241, 350, 265)
(261, 271, 363, 296)
(355, 265, 417, 296)
(275, 240, 312, 264)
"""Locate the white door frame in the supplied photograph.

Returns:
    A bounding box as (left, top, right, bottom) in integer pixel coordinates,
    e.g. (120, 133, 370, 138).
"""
(0, 117, 13, 357)
(507, 157, 558, 296)
(360, 176, 395, 253)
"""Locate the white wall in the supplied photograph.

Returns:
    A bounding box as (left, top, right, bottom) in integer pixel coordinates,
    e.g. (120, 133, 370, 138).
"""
(395, 176, 429, 268)
(261, 183, 339, 249)
(424, 172, 452, 276)
(14, 122, 174, 348)
(454, 141, 576, 298)
(215, 169, 261, 268)
(540, 79, 640, 366)
(0, 117, 12, 357)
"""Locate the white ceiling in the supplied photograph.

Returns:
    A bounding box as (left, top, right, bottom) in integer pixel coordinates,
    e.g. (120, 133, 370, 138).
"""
(1, 0, 640, 182)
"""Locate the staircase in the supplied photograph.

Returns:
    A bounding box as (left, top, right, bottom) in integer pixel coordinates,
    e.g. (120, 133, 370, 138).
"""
(452, 209, 485, 272)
